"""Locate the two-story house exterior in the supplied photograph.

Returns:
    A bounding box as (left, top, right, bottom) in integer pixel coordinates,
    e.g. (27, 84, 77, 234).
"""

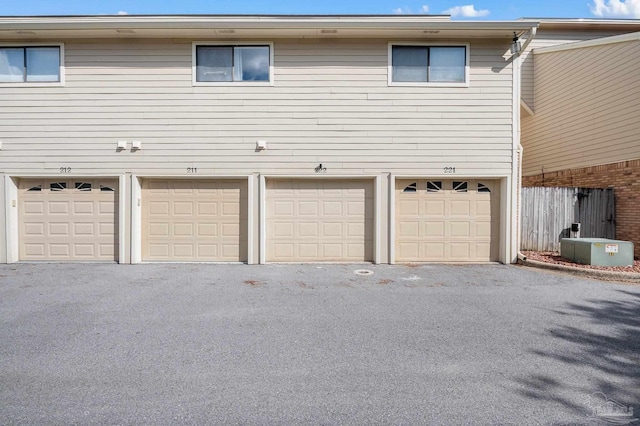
(0, 15, 537, 264)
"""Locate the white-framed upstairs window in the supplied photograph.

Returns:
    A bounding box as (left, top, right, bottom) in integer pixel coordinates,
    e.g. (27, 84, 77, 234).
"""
(0, 44, 64, 86)
(192, 42, 274, 86)
(388, 43, 469, 87)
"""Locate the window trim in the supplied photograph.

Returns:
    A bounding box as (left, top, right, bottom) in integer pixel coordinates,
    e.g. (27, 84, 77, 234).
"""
(0, 42, 65, 87)
(192, 41, 274, 87)
(387, 42, 470, 88)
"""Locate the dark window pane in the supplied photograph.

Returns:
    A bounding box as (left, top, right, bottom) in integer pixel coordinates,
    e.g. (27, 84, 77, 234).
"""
(75, 182, 92, 191)
(26, 47, 60, 82)
(478, 183, 491, 193)
(429, 47, 465, 82)
(453, 181, 468, 193)
(427, 181, 442, 193)
(0, 48, 25, 82)
(235, 46, 269, 81)
(196, 46, 232, 82)
(50, 182, 66, 191)
(392, 46, 428, 82)
(403, 182, 417, 193)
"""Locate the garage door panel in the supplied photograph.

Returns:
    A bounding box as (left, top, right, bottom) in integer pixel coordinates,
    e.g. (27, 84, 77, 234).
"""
(142, 179, 247, 262)
(322, 201, 342, 216)
(425, 200, 445, 216)
(274, 201, 294, 216)
(149, 244, 169, 258)
(266, 179, 374, 262)
(99, 222, 115, 236)
(99, 244, 115, 257)
(450, 222, 471, 237)
(450, 200, 470, 216)
(24, 244, 45, 257)
(475, 222, 492, 238)
(49, 222, 70, 236)
(149, 201, 170, 216)
(49, 202, 69, 214)
(300, 244, 319, 258)
(425, 221, 445, 237)
(299, 222, 318, 237)
(24, 201, 44, 214)
(198, 244, 217, 258)
(398, 221, 419, 237)
(398, 200, 419, 216)
(198, 202, 217, 215)
(50, 244, 70, 257)
(198, 223, 217, 236)
(19, 178, 119, 262)
(74, 223, 94, 235)
(346, 222, 365, 238)
(396, 179, 499, 262)
(24, 223, 44, 236)
(173, 202, 193, 216)
(274, 222, 294, 237)
(174, 223, 194, 236)
(73, 202, 94, 214)
(74, 244, 95, 257)
(450, 242, 471, 259)
(425, 243, 445, 259)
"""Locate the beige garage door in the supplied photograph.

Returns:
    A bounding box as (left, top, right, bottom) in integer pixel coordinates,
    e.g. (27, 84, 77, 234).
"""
(142, 179, 247, 262)
(19, 178, 118, 261)
(266, 179, 374, 262)
(396, 179, 499, 262)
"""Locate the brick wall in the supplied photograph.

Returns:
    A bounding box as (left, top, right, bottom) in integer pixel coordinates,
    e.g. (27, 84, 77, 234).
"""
(523, 159, 640, 258)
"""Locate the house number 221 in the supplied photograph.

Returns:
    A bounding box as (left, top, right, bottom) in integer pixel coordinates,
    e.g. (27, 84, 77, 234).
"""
(444, 167, 456, 174)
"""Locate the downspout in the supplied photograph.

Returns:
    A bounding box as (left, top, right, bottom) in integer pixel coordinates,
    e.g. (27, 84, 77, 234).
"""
(517, 143, 525, 262)
(511, 26, 537, 263)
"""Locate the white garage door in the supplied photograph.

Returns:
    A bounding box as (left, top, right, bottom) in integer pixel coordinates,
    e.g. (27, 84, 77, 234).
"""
(396, 179, 499, 262)
(142, 179, 247, 262)
(19, 178, 118, 261)
(266, 179, 374, 262)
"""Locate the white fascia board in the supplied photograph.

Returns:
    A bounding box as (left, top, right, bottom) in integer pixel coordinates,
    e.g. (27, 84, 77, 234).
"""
(534, 31, 640, 54)
(0, 15, 538, 32)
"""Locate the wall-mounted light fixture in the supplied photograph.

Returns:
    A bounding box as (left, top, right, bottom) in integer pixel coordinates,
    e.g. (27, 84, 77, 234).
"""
(132, 140, 142, 150)
(117, 140, 127, 150)
(511, 32, 522, 55)
(256, 140, 267, 150)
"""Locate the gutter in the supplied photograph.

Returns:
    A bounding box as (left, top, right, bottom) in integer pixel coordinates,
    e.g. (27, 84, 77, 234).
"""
(0, 16, 540, 32)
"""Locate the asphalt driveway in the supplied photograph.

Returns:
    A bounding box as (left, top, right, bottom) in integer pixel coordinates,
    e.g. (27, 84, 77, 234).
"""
(1, 263, 639, 425)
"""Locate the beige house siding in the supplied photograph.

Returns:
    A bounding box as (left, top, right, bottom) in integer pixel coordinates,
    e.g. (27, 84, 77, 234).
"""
(0, 38, 514, 177)
(521, 39, 640, 176)
(520, 30, 620, 109)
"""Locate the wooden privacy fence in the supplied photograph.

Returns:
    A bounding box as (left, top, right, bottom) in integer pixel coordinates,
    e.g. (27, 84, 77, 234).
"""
(521, 187, 615, 252)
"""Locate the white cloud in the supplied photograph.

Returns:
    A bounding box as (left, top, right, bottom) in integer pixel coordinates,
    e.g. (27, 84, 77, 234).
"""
(393, 5, 430, 14)
(393, 7, 412, 14)
(590, 0, 640, 17)
(443, 4, 490, 17)
(117, 10, 128, 15)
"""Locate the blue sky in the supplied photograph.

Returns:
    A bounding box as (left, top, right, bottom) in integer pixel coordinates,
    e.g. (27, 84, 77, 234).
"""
(1, 0, 639, 19)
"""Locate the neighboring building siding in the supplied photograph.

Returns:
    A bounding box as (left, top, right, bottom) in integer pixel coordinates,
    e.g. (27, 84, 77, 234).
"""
(521, 40, 640, 176)
(522, 159, 640, 258)
(520, 30, 620, 108)
(0, 38, 514, 177)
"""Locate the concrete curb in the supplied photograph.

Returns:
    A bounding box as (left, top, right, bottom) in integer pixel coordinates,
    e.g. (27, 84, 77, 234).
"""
(517, 258, 640, 283)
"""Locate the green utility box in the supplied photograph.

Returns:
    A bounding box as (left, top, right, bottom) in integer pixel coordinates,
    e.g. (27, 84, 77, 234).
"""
(560, 238, 634, 267)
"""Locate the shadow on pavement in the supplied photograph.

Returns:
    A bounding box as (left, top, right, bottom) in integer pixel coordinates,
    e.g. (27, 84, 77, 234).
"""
(515, 290, 640, 421)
